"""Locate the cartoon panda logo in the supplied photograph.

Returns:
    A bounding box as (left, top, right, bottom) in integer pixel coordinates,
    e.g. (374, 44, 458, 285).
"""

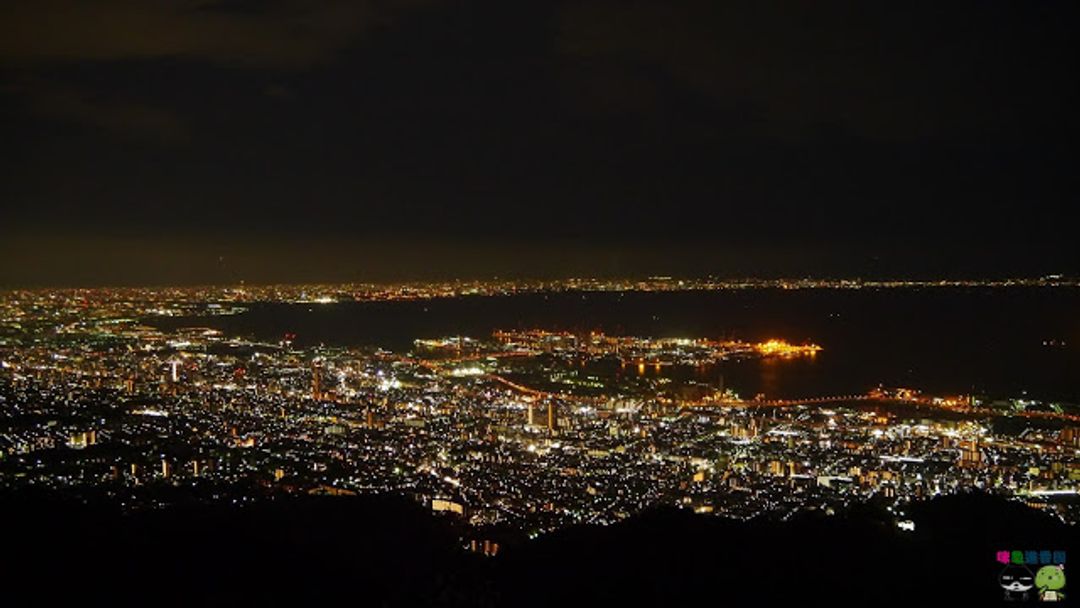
(999, 564, 1035, 601)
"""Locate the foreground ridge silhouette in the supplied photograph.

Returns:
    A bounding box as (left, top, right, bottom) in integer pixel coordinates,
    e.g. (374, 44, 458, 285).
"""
(2, 490, 1072, 606)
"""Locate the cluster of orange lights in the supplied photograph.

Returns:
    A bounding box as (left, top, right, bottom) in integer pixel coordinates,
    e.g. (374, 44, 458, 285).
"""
(753, 339, 822, 357)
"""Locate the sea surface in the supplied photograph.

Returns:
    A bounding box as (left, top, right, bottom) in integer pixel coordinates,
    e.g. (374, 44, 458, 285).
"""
(154, 288, 1080, 402)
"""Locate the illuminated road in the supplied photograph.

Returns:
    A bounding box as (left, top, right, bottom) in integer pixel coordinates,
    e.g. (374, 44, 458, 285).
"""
(712, 395, 870, 408)
(485, 373, 606, 405)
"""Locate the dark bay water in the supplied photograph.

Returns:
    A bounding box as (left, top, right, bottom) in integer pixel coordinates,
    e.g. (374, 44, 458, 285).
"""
(156, 288, 1080, 402)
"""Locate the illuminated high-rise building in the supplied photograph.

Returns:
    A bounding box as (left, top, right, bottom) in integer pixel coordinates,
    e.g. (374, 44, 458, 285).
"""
(959, 439, 982, 467)
(547, 402, 556, 433)
(1060, 427, 1080, 447)
(312, 360, 323, 400)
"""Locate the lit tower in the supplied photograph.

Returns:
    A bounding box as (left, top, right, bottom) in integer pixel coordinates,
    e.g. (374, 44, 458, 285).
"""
(312, 360, 323, 400)
(547, 402, 557, 434)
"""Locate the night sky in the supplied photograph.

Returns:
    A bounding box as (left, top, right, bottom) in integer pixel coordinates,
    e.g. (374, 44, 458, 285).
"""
(1, 1, 1076, 286)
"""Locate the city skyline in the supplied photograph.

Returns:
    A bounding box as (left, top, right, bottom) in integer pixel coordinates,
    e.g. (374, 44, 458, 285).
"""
(3, 283, 1078, 527)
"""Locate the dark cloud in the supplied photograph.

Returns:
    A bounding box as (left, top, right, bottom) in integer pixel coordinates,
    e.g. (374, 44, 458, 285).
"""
(556, 1, 1078, 140)
(0, 0, 435, 68)
(6, 78, 188, 143)
(0, 0, 1076, 285)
